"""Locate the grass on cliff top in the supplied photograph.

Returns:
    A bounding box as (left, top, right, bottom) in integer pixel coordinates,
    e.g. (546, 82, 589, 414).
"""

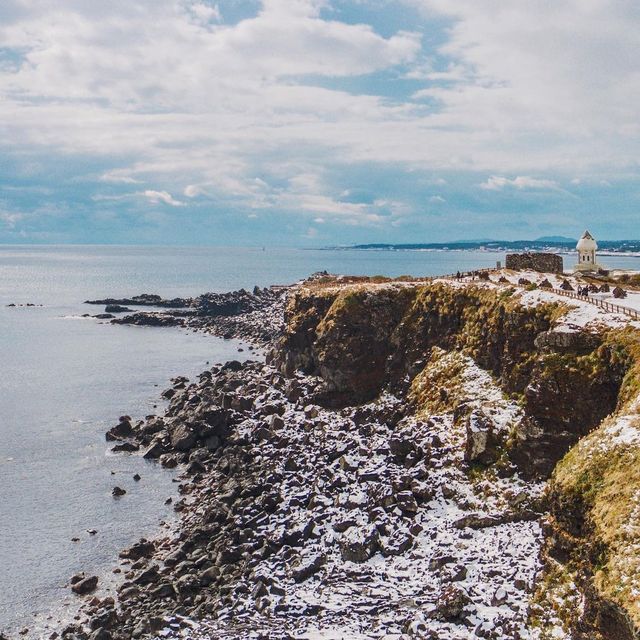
(400, 282, 568, 382)
(303, 274, 431, 291)
(608, 327, 640, 408)
(315, 285, 418, 339)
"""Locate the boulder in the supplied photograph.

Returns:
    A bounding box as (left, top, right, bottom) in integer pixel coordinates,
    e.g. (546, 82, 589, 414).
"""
(119, 538, 155, 560)
(268, 414, 285, 430)
(491, 587, 508, 606)
(464, 409, 501, 465)
(142, 439, 165, 459)
(560, 279, 574, 291)
(71, 575, 99, 596)
(431, 585, 469, 621)
(105, 418, 134, 441)
(104, 305, 133, 313)
(389, 435, 415, 460)
(170, 424, 197, 451)
(111, 441, 139, 453)
(339, 525, 378, 563)
(292, 554, 326, 583)
(379, 531, 413, 557)
(395, 491, 419, 513)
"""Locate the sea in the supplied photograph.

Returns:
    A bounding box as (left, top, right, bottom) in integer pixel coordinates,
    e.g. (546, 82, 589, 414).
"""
(2, 245, 640, 636)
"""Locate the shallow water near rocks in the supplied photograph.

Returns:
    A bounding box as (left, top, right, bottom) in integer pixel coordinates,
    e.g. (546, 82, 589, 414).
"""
(0, 311, 250, 635)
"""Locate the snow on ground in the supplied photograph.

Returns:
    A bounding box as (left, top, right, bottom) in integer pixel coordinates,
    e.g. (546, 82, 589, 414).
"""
(435, 269, 640, 332)
(150, 359, 561, 640)
(595, 395, 640, 451)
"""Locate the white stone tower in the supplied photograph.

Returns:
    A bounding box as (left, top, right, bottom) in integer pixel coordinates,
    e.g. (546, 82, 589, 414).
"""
(574, 230, 603, 272)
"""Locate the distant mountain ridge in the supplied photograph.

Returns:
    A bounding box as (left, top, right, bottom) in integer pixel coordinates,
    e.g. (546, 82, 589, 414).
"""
(534, 235, 577, 243)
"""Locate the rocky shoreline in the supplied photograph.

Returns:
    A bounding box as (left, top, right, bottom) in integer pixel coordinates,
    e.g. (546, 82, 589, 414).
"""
(85, 286, 288, 345)
(46, 340, 545, 639)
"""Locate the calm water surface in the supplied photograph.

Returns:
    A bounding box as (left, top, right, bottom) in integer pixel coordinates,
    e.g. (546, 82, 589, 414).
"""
(2, 246, 640, 635)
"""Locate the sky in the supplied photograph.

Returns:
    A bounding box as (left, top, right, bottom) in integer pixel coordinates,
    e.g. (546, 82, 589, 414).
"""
(0, 0, 639, 245)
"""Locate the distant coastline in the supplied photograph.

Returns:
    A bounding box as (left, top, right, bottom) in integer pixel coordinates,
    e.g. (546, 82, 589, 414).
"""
(335, 239, 640, 255)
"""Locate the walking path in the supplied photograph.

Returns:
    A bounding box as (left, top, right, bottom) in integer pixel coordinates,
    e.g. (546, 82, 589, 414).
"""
(435, 268, 640, 322)
(550, 288, 640, 321)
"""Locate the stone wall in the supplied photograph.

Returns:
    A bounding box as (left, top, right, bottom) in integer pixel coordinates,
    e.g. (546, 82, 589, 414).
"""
(505, 252, 563, 274)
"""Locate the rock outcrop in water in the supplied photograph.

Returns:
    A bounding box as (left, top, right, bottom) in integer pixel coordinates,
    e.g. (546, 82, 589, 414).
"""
(36, 272, 640, 640)
(93, 286, 288, 343)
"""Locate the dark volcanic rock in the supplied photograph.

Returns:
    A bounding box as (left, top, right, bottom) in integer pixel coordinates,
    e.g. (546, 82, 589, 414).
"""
(292, 554, 326, 583)
(88, 286, 288, 344)
(104, 304, 133, 313)
(431, 585, 469, 621)
(112, 312, 184, 327)
(85, 293, 189, 308)
(464, 409, 501, 465)
(111, 441, 139, 453)
(71, 574, 99, 596)
(106, 417, 134, 441)
(61, 277, 586, 640)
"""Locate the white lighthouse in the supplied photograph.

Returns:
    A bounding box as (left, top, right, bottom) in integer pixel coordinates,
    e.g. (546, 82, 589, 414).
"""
(574, 230, 604, 273)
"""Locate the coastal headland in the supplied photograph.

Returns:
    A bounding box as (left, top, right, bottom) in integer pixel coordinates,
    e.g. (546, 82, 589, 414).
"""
(18, 268, 640, 640)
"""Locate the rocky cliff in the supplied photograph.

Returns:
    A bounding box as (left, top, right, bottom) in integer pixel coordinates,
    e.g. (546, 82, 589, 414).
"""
(275, 276, 640, 639)
(276, 279, 629, 477)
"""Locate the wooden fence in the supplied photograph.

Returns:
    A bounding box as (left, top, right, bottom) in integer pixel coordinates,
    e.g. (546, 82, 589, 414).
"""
(550, 288, 640, 320)
(432, 269, 640, 321)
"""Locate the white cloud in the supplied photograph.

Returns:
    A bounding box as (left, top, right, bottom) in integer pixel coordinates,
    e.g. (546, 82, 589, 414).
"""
(92, 194, 130, 202)
(0, 210, 22, 228)
(406, 0, 640, 170)
(429, 195, 445, 203)
(184, 184, 206, 198)
(100, 171, 141, 185)
(479, 176, 559, 191)
(142, 190, 185, 206)
(186, 1, 221, 24)
(0, 0, 639, 231)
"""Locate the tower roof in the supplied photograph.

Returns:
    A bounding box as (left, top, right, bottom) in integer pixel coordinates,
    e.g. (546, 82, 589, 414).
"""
(577, 229, 597, 251)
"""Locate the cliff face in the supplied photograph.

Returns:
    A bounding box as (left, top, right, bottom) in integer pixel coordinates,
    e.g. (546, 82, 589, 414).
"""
(275, 277, 640, 639)
(545, 329, 640, 640)
(277, 280, 627, 476)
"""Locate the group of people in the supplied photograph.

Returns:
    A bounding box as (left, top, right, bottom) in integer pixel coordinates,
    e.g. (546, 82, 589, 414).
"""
(455, 270, 489, 281)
